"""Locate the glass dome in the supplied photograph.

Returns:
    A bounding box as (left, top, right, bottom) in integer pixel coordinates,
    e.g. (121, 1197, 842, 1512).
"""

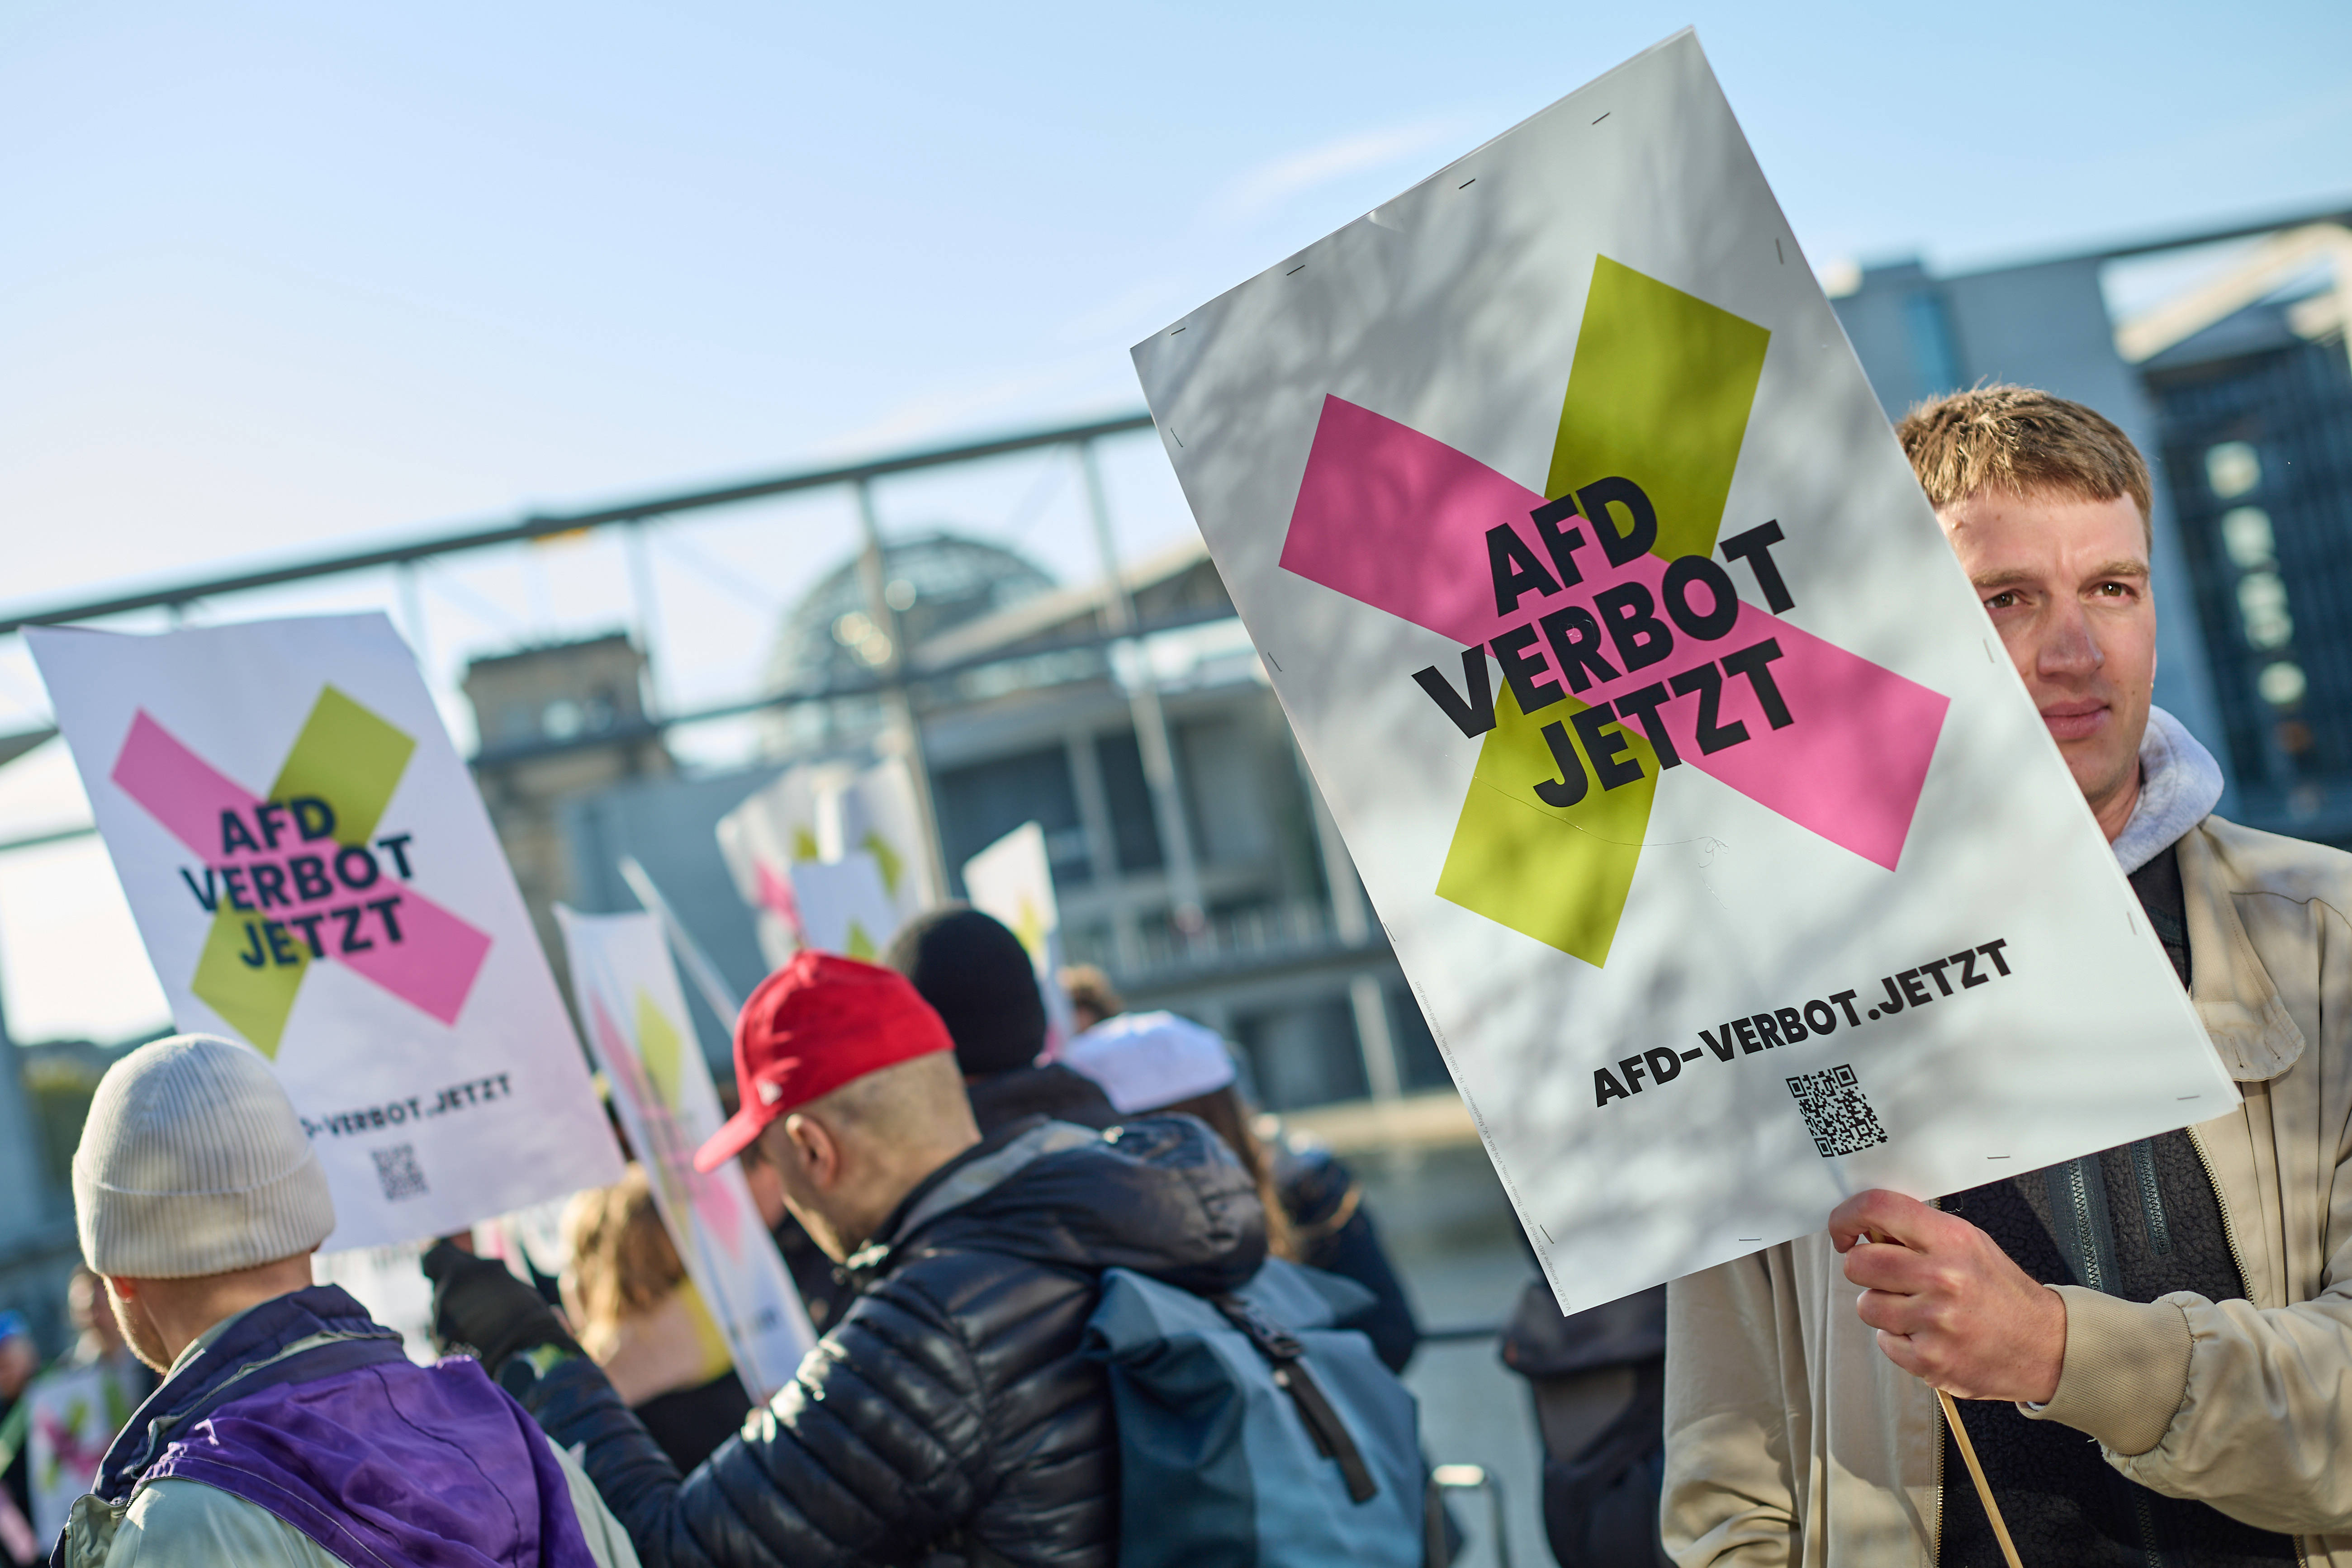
(768, 531, 1057, 694)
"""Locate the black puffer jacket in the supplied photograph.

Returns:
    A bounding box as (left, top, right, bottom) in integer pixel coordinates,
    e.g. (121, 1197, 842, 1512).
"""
(964, 1062, 1120, 1136)
(522, 1114, 1266, 1568)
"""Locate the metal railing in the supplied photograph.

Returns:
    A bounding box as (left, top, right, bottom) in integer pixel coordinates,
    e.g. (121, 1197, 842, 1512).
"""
(0, 412, 1154, 634)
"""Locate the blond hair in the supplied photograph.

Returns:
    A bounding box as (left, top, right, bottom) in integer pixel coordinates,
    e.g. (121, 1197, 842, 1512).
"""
(562, 1164, 683, 1351)
(1896, 385, 2152, 542)
(1061, 965, 1123, 1027)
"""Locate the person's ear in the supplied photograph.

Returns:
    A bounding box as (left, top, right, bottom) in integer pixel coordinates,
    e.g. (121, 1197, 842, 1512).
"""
(782, 1113, 843, 1192)
(104, 1276, 152, 1340)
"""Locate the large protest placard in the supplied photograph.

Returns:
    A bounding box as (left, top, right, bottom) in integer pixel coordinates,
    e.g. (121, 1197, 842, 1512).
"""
(961, 822, 1078, 1053)
(558, 906, 815, 1400)
(1130, 32, 2238, 1312)
(28, 614, 622, 1252)
(718, 758, 938, 967)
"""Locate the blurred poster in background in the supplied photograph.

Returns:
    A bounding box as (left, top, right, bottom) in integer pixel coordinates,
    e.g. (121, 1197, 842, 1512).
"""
(558, 906, 815, 1400)
(788, 853, 901, 960)
(314, 1241, 440, 1364)
(24, 1359, 143, 1543)
(28, 613, 622, 1251)
(718, 757, 938, 967)
(961, 821, 1079, 1054)
(315, 1196, 571, 1366)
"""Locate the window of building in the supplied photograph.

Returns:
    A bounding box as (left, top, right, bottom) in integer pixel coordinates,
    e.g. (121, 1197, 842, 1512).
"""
(2259, 661, 2308, 708)
(1176, 719, 1272, 867)
(1231, 997, 1366, 1110)
(1093, 730, 1165, 873)
(2220, 506, 2276, 569)
(933, 747, 1089, 892)
(497, 701, 537, 744)
(1385, 981, 1453, 1094)
(2236, 571, 2294, 649)
(2205, 440, 2262, 499)
(543, 700, 583, 740)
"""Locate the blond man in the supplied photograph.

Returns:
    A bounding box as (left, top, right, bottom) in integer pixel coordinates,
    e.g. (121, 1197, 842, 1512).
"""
(1664, 388, 2352, 1566)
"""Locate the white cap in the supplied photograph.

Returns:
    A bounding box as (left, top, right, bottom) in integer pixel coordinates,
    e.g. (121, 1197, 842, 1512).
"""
(73, 1034, 336, 1279)
(1062, 1010, 1237, 1115)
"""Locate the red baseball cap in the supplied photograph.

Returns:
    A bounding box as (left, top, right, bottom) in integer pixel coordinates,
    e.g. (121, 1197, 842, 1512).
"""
(693, 950, 954, 1172)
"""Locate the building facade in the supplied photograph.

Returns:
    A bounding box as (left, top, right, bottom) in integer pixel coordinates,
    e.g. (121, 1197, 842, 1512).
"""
(2141, 276, 2352, 834)
(496, 537, 1449, 1110)
(1830, 208, 2352, 843)
(463, 633, 672, 984)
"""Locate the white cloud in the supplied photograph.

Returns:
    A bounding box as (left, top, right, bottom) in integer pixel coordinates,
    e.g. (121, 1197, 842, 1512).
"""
(1201, 116, 1479, 231)
(1050, 274, 1194, 348)
(813, 354, 1129, 456)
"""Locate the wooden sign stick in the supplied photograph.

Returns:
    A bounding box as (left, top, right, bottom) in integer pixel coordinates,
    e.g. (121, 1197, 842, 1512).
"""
(1938, 1388, 2023, 1568)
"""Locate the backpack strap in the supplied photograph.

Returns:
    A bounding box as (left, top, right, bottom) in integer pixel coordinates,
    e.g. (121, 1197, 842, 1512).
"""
(1210, 1294, 1380, 1504)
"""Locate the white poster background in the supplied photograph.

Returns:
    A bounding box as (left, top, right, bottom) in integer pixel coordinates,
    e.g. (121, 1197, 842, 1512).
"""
(718, 758, 939, 968)
(788, 853, 901, 960)
(716, 765, 820, 966)
(25, 1361, 142, 1543)
(557, 906, 815, 1400)
(29, 614, 622, 1252)
(314, 1240, 439, 1364)
(319, 1199, 574, 1367)
(830, 758, 937, 919)
(1129, 32, 2236, 1312)
(961, 822, 1080, 1054)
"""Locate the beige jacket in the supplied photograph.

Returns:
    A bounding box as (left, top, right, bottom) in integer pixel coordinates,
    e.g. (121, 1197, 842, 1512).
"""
(1664, 816, 2352, 1566)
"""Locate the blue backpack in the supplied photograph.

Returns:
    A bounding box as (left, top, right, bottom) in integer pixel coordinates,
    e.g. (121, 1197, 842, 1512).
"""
(1082, 1258, 1426, 1568)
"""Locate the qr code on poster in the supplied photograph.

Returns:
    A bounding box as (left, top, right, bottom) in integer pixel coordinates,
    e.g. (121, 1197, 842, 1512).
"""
(1786, 1064, 1890, 1158)
(371, 1143, 429, 1202)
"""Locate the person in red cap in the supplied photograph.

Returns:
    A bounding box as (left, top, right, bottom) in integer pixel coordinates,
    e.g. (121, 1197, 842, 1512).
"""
(427, 950, 1268, 1568)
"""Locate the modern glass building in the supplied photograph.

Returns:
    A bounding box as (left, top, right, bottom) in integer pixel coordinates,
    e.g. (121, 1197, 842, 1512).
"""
(1831, 208, 2352, 843)
(2144, 295, 2352, 826)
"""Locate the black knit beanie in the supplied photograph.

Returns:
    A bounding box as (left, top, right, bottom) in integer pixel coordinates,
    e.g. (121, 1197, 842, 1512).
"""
(883, 905, 1046, 1077)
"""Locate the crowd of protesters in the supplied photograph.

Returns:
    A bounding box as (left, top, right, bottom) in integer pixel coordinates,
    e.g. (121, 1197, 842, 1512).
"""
(15, 384, 2352, 1568)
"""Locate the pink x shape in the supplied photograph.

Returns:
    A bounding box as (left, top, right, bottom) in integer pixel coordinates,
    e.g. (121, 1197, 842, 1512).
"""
(112, 710, 491, 1026)
(1282, 396, 1947, 869)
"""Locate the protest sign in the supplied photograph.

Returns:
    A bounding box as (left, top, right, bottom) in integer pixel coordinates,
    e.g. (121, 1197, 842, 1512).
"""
(831, 758, 936, 919)
(716, 766, 820, 965)
(718, 758, 938, 967)
(25, 1360, 142, 1542)
(1129, 31, 2237, 1312)
(788, 853, 900, 959)
(317, 1195, 574, 1366)
(558, 906, 815, 1400)
(315, 1241, 440, 1363)
(28, 614, 622, 1252)
(960, 821, 1078, 1053)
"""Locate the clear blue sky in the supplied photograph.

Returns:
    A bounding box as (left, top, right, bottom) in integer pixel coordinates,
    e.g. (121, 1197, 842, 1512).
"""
(0, 0, 2345, 1042)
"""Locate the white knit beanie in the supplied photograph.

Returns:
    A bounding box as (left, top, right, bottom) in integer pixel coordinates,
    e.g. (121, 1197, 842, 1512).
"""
(73, 1034, 336, 1279)
(1063, 1010, 1238, 1114)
